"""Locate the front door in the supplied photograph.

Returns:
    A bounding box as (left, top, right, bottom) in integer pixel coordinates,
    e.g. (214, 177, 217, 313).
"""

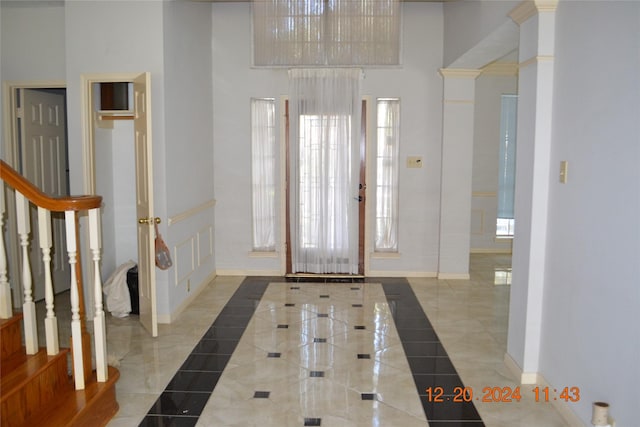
(285, 100, 366, 275)
(19, 88, 70, 299)
(132, 72, 158, 337)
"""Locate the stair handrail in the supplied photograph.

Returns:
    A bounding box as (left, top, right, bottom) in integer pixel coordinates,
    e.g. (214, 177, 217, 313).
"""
(0, 160, 101, 211)
(0, 159, 108, 389)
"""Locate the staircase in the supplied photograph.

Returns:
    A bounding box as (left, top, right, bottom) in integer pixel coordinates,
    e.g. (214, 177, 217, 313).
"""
(0, 160, 119, 426)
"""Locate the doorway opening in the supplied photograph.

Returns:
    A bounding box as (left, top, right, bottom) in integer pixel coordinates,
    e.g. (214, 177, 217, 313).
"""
(81, 73, 158, 337)
(285, 100, 367, 276)
(3, 82, 70, 306)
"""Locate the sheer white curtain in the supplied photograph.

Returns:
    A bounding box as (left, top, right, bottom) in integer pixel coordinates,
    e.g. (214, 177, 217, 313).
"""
(375, 98, 400, 252)
(253, 0, 400, 66)
(289, 68, 362, 273)
(251, 98, 277, 251)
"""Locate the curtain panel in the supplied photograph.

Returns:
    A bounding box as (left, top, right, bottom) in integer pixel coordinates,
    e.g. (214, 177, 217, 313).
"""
(253, 0, 401, 66)
(288, 68, 362, 274)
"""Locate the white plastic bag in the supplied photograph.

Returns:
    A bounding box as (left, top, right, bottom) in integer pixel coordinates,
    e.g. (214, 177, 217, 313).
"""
(103, 260, 136, 318)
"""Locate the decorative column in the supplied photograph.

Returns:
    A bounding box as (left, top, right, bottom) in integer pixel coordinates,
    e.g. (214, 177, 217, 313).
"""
(505, 0, 558, 383)
(438, 68, 481, 279)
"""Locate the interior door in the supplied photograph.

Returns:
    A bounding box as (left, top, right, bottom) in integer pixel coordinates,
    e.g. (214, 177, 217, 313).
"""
(19, 88, 70, 299)
(133, 72, 158, 337)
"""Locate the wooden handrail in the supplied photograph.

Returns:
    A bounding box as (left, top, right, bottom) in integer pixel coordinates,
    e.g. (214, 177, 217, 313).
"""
(0, 160, 101, 211)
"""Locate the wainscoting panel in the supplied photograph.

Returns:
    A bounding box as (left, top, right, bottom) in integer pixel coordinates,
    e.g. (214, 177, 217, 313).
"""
(197, 226, 213, 267)
(173, 237, 195, 286)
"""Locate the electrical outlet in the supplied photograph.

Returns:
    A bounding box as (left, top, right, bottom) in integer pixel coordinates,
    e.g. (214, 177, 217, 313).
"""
(559, 160, 568, 183)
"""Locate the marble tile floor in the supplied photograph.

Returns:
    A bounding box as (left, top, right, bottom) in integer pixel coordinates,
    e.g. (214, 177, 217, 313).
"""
(38, 254, 569, 426)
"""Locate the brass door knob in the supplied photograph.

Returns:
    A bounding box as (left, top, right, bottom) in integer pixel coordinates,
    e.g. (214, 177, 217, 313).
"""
(138, 217, 161, 224)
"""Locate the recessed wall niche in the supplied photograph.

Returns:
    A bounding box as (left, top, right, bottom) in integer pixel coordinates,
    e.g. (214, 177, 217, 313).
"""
(94, 82, 132, 112)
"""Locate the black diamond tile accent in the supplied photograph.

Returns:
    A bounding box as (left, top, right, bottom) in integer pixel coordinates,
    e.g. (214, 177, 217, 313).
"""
(285, 303, 295, 307)
(277, 324, 289, 329)
(139, 415, 198, 426)
(304, 418, 322, 426)
(427, 422, 485, 427)
(141, 276, 275, 425)
(267, 352, 281, 358)
(402, 342, 449, 358)
(352, 304, 363, 307)
(290, 286, 300, 289)
(419, 397, 483, 421)
(317, 313, 329, 318)
(313, 338, 327, 343)
(319, 294, 330, 298)
(350, 287, 360, 290)
(180, 354, 231, 372)
(253, 391, 270, 398)
(147, 391, 211, 417)
(202, 326, 245, 340)
(378, 277, 484, 426)
(165, 371, 220, 392)
(407, 356, 458, 375)
(309, 371, 325, 377)
(191, 339, 238, 355)
(354, 325, 366, 330)
(357, 353, 371, 359)
(413, 374, 464, 393)
(361, 393, 378, 401)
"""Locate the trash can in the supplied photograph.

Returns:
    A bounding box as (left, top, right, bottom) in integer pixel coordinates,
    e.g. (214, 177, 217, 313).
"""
(126, 266, 139, 315)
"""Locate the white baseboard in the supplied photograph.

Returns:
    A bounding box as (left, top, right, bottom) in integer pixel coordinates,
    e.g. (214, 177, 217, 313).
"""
(470, 248, 513, 254)
(503, 352, 539, 384)
(537, 374, 587, 427)
(437, 273, 471, 280)
(367, 270, 437, 278)
(215, 269, 282, 277)
(157, 271, 217, 324)
(503, 353, 587, 427)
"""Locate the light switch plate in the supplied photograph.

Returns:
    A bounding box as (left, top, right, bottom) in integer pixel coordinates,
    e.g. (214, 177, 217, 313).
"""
(407, 156, 423, 168)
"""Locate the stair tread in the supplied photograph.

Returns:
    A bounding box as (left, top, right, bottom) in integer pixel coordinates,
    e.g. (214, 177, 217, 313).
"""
(0, 347, 71, 396)
(0, 313, 24, 328)
(22, 366, 120, 427)
(1, 313, 24, 363)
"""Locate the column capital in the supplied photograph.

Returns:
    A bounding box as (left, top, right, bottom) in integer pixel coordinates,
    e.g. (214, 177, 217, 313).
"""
(509, 0, 558, 25)
(439, 68, 482, 79)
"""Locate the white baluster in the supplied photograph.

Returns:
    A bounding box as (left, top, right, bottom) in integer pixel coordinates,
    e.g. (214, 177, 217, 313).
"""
(38, 207, 59, 355)
(89, 208, 107, 382)
(65, 210, 84, 390)
(0, 184, 12, 318)
(16, 192, 37, 354)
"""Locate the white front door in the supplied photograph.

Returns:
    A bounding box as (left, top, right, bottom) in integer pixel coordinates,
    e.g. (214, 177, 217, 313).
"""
(133, 73, 158, 337)
(19, 88, 70, 299)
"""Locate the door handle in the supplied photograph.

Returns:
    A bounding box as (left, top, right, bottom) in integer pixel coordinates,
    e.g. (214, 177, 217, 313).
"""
(353, 196, 363, 202)
(138, 217, 161, 225)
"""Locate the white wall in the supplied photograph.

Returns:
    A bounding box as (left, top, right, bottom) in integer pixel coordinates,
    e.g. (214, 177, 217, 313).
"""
(94, 121, 137, 279)
(443, 0, 518, 67)
(0, 1, 66, 157)
(212, 2, 444, 276)
(161, 1, 215, 318)
(212, 3, 288, 275)
(541, 2, 640, 425)
(2, 1, 216, 321)
(471, 71, 517, 252)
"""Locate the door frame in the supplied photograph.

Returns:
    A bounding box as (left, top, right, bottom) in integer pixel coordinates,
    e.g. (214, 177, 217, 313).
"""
(80, 73, 156, 335)
(281, 97, 371, 276)
(2, 80, 67, 307)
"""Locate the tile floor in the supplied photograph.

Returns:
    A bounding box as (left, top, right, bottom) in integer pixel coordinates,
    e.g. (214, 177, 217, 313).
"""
(102, 254, 570, 427)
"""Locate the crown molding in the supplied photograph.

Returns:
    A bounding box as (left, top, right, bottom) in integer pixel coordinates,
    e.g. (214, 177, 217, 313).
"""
(482, 62, 519, 76)
(509, 0, 558, 25)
